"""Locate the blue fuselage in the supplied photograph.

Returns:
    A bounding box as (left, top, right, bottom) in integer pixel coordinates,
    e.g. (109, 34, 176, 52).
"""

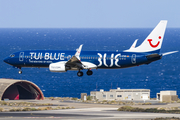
(4, 50, 161, 69)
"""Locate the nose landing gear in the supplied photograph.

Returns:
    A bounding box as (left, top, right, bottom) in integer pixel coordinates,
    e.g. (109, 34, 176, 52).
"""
(18, 70, 22, 74)
(18, 67, 22, 74)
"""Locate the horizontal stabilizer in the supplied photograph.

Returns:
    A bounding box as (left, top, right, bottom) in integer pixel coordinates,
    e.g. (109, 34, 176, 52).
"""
(162, 51, 178, 56)
(146, 53, 161, 58)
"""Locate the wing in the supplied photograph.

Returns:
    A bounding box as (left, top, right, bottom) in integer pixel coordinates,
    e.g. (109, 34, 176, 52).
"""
(66, 55, 84, 69)
(65, 44, 84, 69)
(49, 44, 97, 71)
(66, 44, 97, 70)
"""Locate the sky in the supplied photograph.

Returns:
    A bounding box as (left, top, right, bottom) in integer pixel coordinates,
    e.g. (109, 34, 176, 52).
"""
(0, 0, 180, 28)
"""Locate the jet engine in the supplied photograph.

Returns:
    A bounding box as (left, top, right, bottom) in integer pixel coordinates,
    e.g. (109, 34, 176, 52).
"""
(49, 62, 67, 72)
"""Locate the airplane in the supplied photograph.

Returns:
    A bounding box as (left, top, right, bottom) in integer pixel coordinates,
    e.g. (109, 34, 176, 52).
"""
(3, 20, 178, 77)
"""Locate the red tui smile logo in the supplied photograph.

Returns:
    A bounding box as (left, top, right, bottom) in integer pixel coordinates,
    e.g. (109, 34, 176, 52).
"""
(147, 36, 161, 48)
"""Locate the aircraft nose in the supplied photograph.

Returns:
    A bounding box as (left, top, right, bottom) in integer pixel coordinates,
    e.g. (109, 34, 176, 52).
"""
(3, 57, 10, 64)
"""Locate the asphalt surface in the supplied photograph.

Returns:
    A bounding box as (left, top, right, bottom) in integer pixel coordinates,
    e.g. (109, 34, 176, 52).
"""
(0, 112, 107, 119)
(0, 108, 180, 120)
(1, 100, 180, 120)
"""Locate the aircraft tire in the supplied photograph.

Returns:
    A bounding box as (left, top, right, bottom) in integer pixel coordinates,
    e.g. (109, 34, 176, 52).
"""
(77, 71, 83, 77)
(86, 70, 93, 76)
(18, 70, 22, 74)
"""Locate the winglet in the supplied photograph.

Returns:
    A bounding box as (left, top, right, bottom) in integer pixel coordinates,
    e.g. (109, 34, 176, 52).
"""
(75, 44, 83, 60)
(129, 39, 138, 50)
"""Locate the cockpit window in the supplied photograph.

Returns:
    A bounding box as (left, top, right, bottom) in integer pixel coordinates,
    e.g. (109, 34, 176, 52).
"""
(10, 54, 15, 57)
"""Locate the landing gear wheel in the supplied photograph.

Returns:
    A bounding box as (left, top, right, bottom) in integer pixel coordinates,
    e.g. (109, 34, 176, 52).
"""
(86, 70, 93, 76)
(18, 70, 22, 74)
(77, 71, 83, 77)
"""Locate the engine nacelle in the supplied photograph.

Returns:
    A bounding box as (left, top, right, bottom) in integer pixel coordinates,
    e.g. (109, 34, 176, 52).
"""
(49, 62, 67, 72)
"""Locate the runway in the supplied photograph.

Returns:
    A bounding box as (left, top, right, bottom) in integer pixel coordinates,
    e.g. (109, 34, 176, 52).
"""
(1, 108, 180, 120)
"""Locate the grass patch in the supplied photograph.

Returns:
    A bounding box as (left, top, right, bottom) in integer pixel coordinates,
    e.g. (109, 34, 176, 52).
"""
(142, 102, 152, 105)
(9, 108, 22, 112)
(0, 108, 3, 112)
(8, 106, 75, 112)
(0, 101, 53, 107)
(71, 97, 78, 100)
(22, 108, 32, 111)
(154, 117, 180, 120)
(118, 106, 180, 113)
(177, 99, 180, 103)
(87, 96, 92, 101)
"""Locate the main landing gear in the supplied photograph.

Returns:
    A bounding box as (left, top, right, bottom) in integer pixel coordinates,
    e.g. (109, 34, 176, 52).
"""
(77, 71, 83, 77)
(86, 70, 93, 76)
(77, 69, 93, 77)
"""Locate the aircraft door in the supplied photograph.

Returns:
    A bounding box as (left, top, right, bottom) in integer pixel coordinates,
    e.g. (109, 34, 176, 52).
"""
(131, 54, 136, 64)
(19, 52, 24, 61)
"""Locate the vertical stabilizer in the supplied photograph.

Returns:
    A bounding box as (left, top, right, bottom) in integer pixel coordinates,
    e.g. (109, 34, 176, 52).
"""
(124, 20, 167, 53)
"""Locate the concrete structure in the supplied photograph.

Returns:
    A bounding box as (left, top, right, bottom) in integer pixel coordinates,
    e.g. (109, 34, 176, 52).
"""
(157, 91, 178, 102)
(0, 78, 44, 100)
(81, 93, 87, 101)
(90, 88, 150, 101)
